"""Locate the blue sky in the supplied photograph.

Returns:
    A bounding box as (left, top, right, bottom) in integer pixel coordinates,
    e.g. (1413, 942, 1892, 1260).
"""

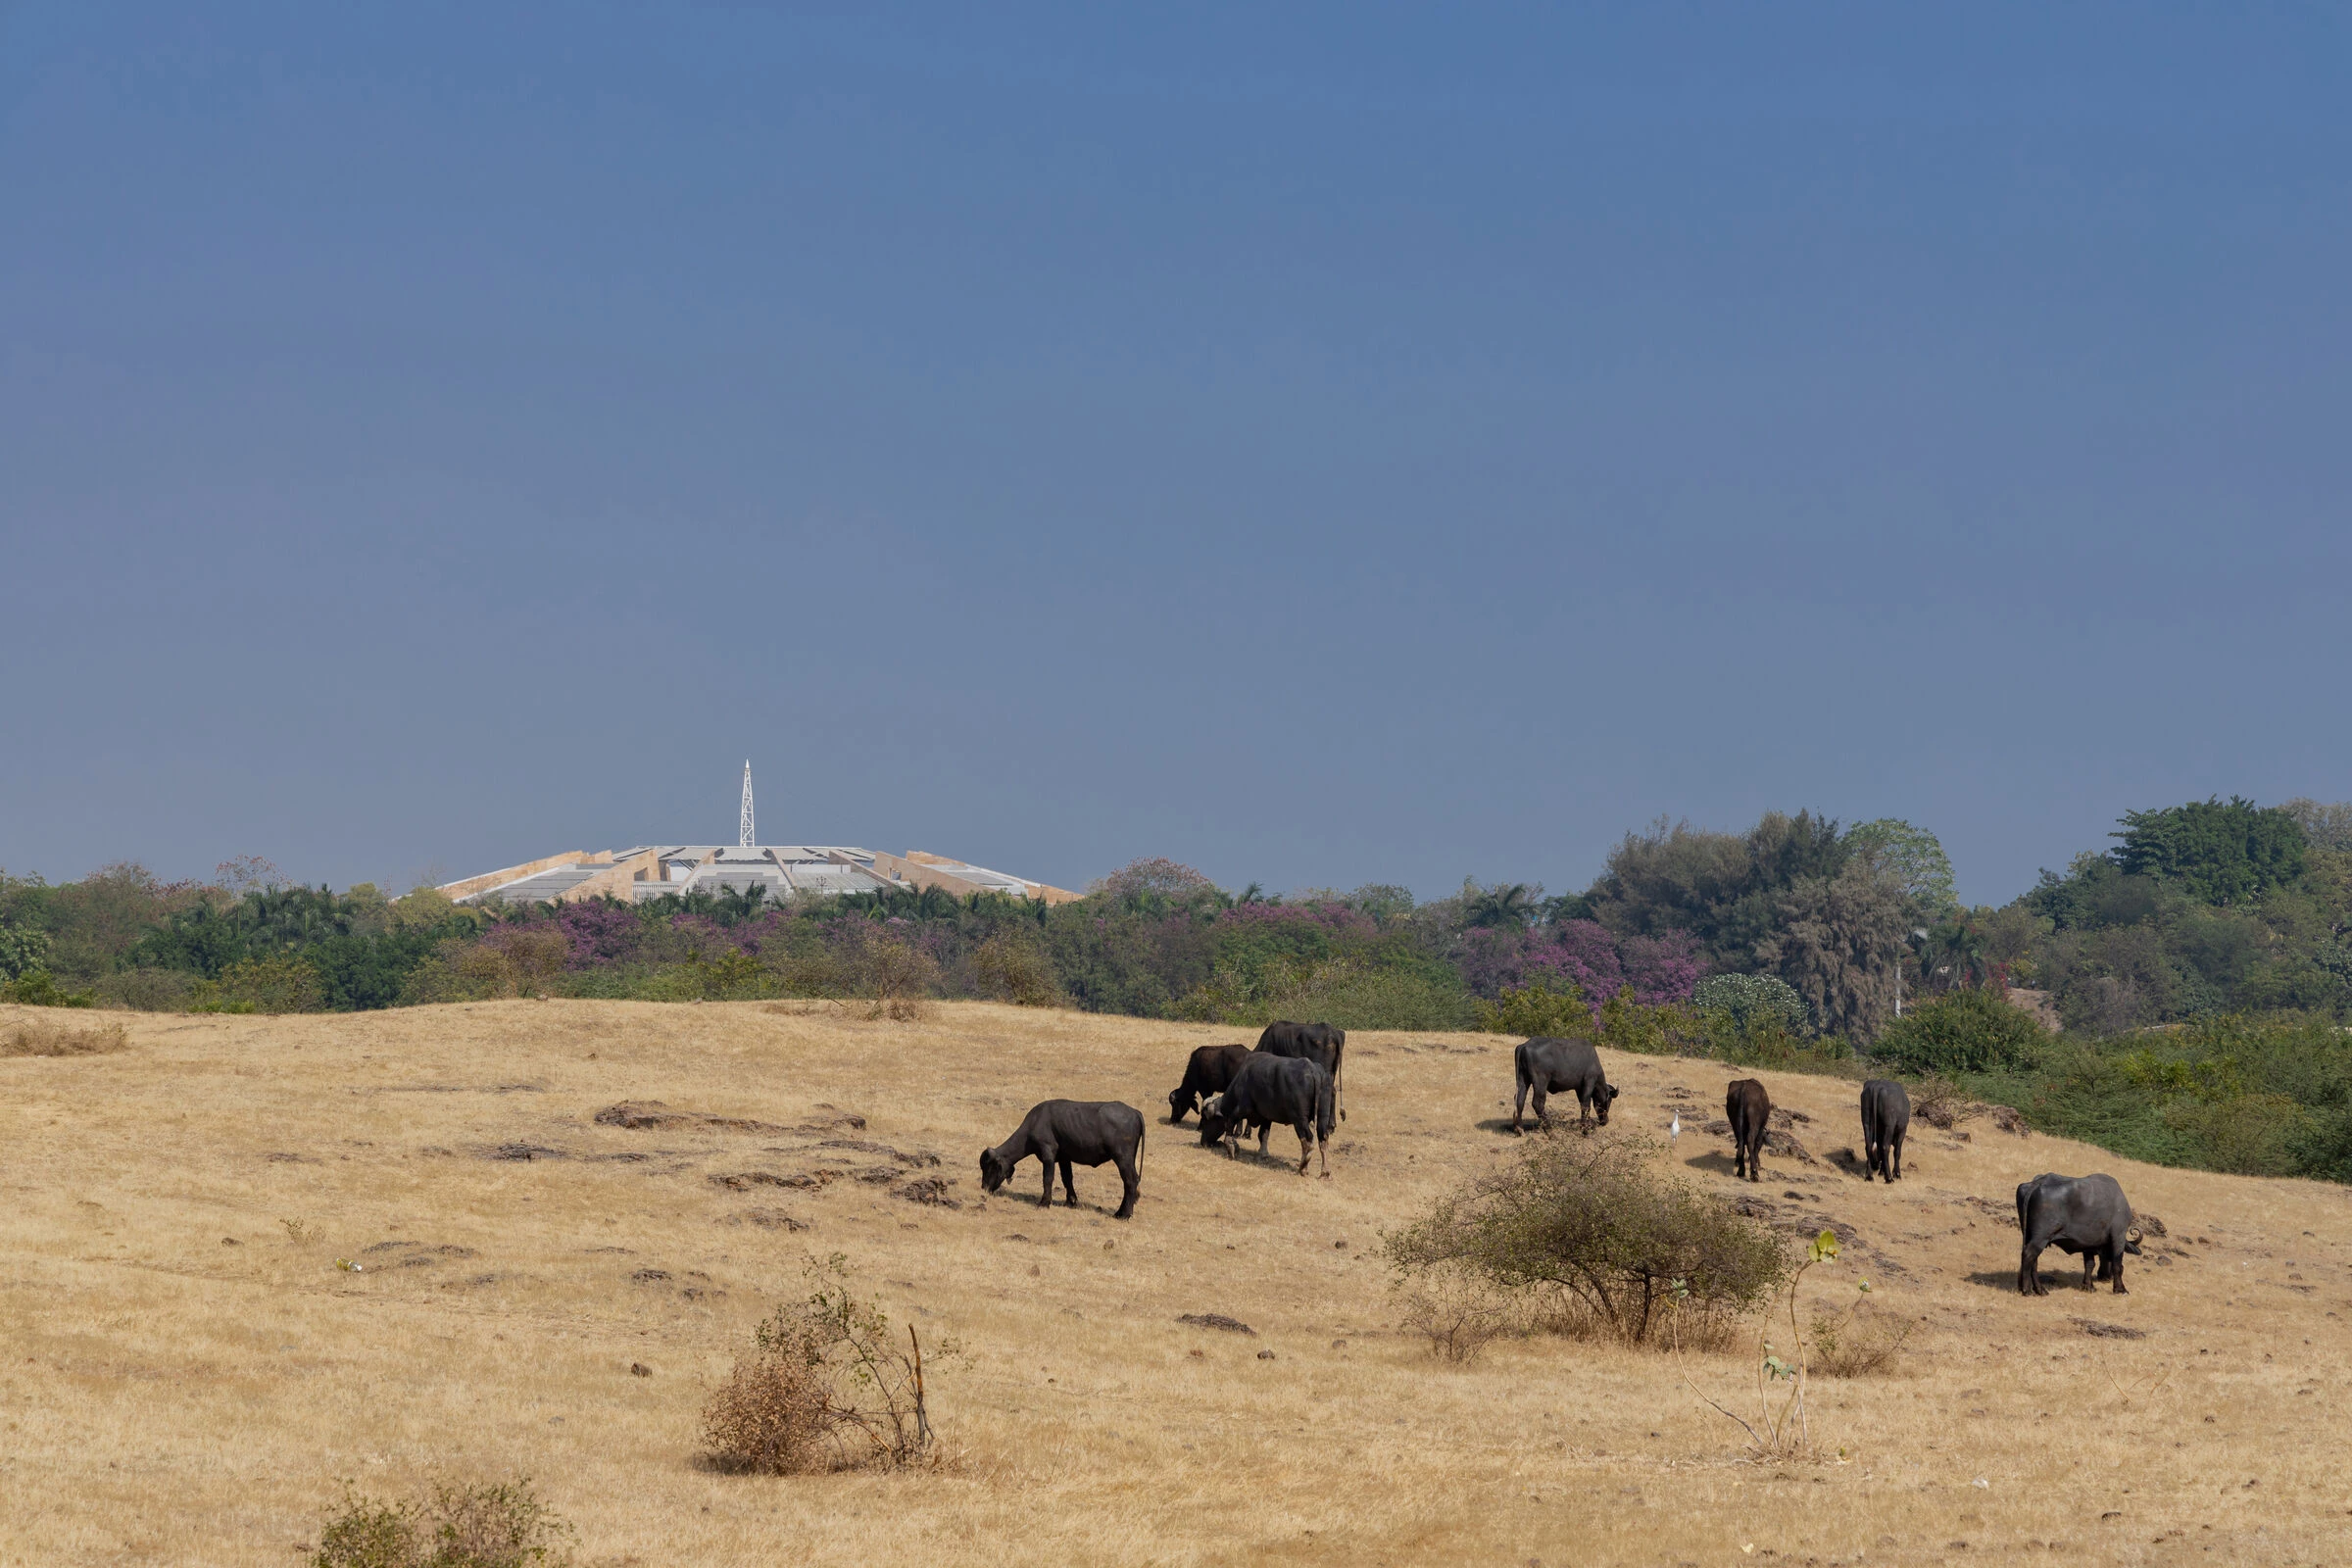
(3, 5, 2346, 906)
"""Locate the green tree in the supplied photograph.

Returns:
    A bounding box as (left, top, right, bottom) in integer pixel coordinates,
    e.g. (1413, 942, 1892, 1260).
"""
(2111, 797, 2306, 906)
(1873, 988, 2045, 1075)
(1844, 819, 1958, 914)
(1757, 857, 1910, 1043)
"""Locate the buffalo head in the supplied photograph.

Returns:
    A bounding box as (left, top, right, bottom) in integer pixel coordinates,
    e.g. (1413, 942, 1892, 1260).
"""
(1168, 1085, 1196, 1124)
(978, 1147, 1010, 1194)
(1198, 1094, 1236, 1151)
(1595, 1084, 1622, 1125)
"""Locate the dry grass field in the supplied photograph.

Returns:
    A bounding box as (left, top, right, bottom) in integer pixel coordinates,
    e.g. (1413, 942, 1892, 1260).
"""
(3, 999, 2350, 1566)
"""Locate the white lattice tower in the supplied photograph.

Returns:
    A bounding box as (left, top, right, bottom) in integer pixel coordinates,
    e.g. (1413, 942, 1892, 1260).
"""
(739, 760, 756, 848)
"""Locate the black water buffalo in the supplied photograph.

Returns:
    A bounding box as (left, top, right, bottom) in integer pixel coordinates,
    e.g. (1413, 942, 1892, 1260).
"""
(1511, 1038, 1619, 1135)
(1859, 1078, 1909, 1183)
(1256, 1019, 1347, 1121)
(1167, 1043, 1252, 1125)
(1200, 1053, 1334, 1177)
(979, 1100, 1146, 1218)
(1726, 1078, 1770, 1182)
(2016, 1172, 2143, 1296)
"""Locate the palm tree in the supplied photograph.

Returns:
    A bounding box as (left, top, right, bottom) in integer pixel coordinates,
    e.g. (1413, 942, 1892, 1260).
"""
(1464, 883, 1537, 930)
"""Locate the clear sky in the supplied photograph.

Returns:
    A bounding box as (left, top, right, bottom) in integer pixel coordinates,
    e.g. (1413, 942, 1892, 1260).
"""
(3, 5, 2346, 906)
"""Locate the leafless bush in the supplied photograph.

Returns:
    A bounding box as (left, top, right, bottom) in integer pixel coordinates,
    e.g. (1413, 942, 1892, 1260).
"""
(1808, 1292, 1915, 1377)
(311, 1475, 572, 1568)
(1393, 1266, 1512, 1363)
(1911, 1075, 1976, 1130)
(702, 1254, 951, 1475)
(1, 1017, 127, 1057)
(856, 938, 938, 1021)
(970, 931, 1060, 1006)
(93, 968, 195, 1011)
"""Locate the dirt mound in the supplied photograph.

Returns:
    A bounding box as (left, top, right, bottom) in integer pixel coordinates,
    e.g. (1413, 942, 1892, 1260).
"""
(708, 1170, 839, 1192)
(892, 1177, 961, 1208)
(1177, 1313, 1254, 1334)
(594, 1101, 792, 1134)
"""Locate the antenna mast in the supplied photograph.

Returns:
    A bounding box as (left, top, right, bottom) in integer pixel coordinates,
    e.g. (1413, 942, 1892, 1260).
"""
(739, 760, 756, 848)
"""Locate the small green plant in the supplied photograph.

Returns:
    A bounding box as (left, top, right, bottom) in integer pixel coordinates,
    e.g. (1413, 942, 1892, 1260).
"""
(1680, 1228, 1845, 1457)
(312, 1475, 573, 1568)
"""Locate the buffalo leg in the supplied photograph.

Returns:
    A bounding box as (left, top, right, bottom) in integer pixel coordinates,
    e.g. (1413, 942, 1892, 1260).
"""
(1529, 1084, 1549, 1131)
(1864, 1136, 1881, 1181)
(1035, 1145, 1057, 1208)
(2081, 1253, 2097, 1291)
(2018, 1242, 2043, 1296)
(2109, 1247, 2128, 1295)
(1887, 1125, 1904, 1182)
(1511, 1075, 1530, 1135)
(1748, 1136, 1764, 1182)
(1058, 1158, 1078, 1206)
(1296, 1120, 1312, 1176)
(1113, 1154, 1138, 1219)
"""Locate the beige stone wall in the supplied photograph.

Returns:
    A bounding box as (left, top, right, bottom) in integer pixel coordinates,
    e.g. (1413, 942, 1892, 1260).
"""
(436, 851, 603, 903)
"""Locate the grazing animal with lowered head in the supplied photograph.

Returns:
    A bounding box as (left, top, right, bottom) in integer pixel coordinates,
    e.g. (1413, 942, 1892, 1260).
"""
(1725, 1078, 1771, 1182)
(1511, 1037, 1619, 1135)
(2016, 1172, 2143, 1296)
(1255, 1019, 1347, 1121)
(1167, 1043, 1253, 1126)
(1200, 1053, 1335, 1177)
(1859, 1078, 1910, 1184)
(978, 1100, 1146, 1219)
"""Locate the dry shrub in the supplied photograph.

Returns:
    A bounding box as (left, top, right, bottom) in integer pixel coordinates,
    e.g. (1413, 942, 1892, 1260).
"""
(1383, 1132, 1784, 1346)
(93, 967, 195, 1011)
(312, 1475, 571, 1568)
(1808, 1294, 1915, 1377)
(970, 931, 1060, 1006)
(856, 938, 938, 1022)
(1910, 1075, 1979, 1131)
(703, 1254, 949, 1475)
(1393, 1265, 1513, 1363)
(2, 1016, 127, 1057)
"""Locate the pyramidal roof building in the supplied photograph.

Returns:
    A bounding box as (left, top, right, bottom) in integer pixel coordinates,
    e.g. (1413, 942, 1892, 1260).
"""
(439, 765, 1079, 908)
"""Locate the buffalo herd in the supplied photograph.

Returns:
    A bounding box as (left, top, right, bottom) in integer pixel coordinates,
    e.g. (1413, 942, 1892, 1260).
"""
(977, 1018, 2147, 1302)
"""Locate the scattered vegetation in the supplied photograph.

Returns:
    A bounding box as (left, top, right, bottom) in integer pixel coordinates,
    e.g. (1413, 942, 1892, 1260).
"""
(311, 1475, 573, 1568)
(0, 1015, 126, 1056)
(1384, 1133, 1785, 1347)
(1680, 1228, 1843, 1459)
(1393, 1264, 1515, 1363)
(702, 1254, 949, 1474)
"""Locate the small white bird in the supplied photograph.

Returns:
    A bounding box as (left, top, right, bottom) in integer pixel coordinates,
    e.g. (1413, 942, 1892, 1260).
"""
(1670, 1110, 1682, 1147)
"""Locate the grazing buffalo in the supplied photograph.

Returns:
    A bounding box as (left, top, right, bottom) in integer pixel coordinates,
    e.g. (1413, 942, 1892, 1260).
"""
(979, 1101, 1146, 1219)
(1859, 1078, 1910, 1184)
(1200, 1053, 1334, 1177)
(2016, 1172, 2142, 1296)
(1256, 1019, 1347, 1120)
(1725, 1078, 1770, 1182)
(1168, 1043, 1253, 1125)
(1511, 1038, 1620, 1135)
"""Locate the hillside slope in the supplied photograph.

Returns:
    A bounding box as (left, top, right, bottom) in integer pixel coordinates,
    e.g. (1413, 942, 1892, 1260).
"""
(2, 1000, 2347, 1565)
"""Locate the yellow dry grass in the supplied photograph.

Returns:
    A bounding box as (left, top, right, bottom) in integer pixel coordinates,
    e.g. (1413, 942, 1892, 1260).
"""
(2, 999, 2348, 1566)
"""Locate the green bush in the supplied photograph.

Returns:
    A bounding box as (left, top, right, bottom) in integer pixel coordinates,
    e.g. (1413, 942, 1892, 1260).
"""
(1383, 1133, 1785, 1345)
(312, 1475, 572, 1568)
(0, 969, 97, 1007)
(1872, 988, 2045, 1075)
(94, 967, 196, 1011)
(194, 955, 324, 1014)
(1690, 972, 1809, 1035)
(1473, 979, 1591, 1038)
